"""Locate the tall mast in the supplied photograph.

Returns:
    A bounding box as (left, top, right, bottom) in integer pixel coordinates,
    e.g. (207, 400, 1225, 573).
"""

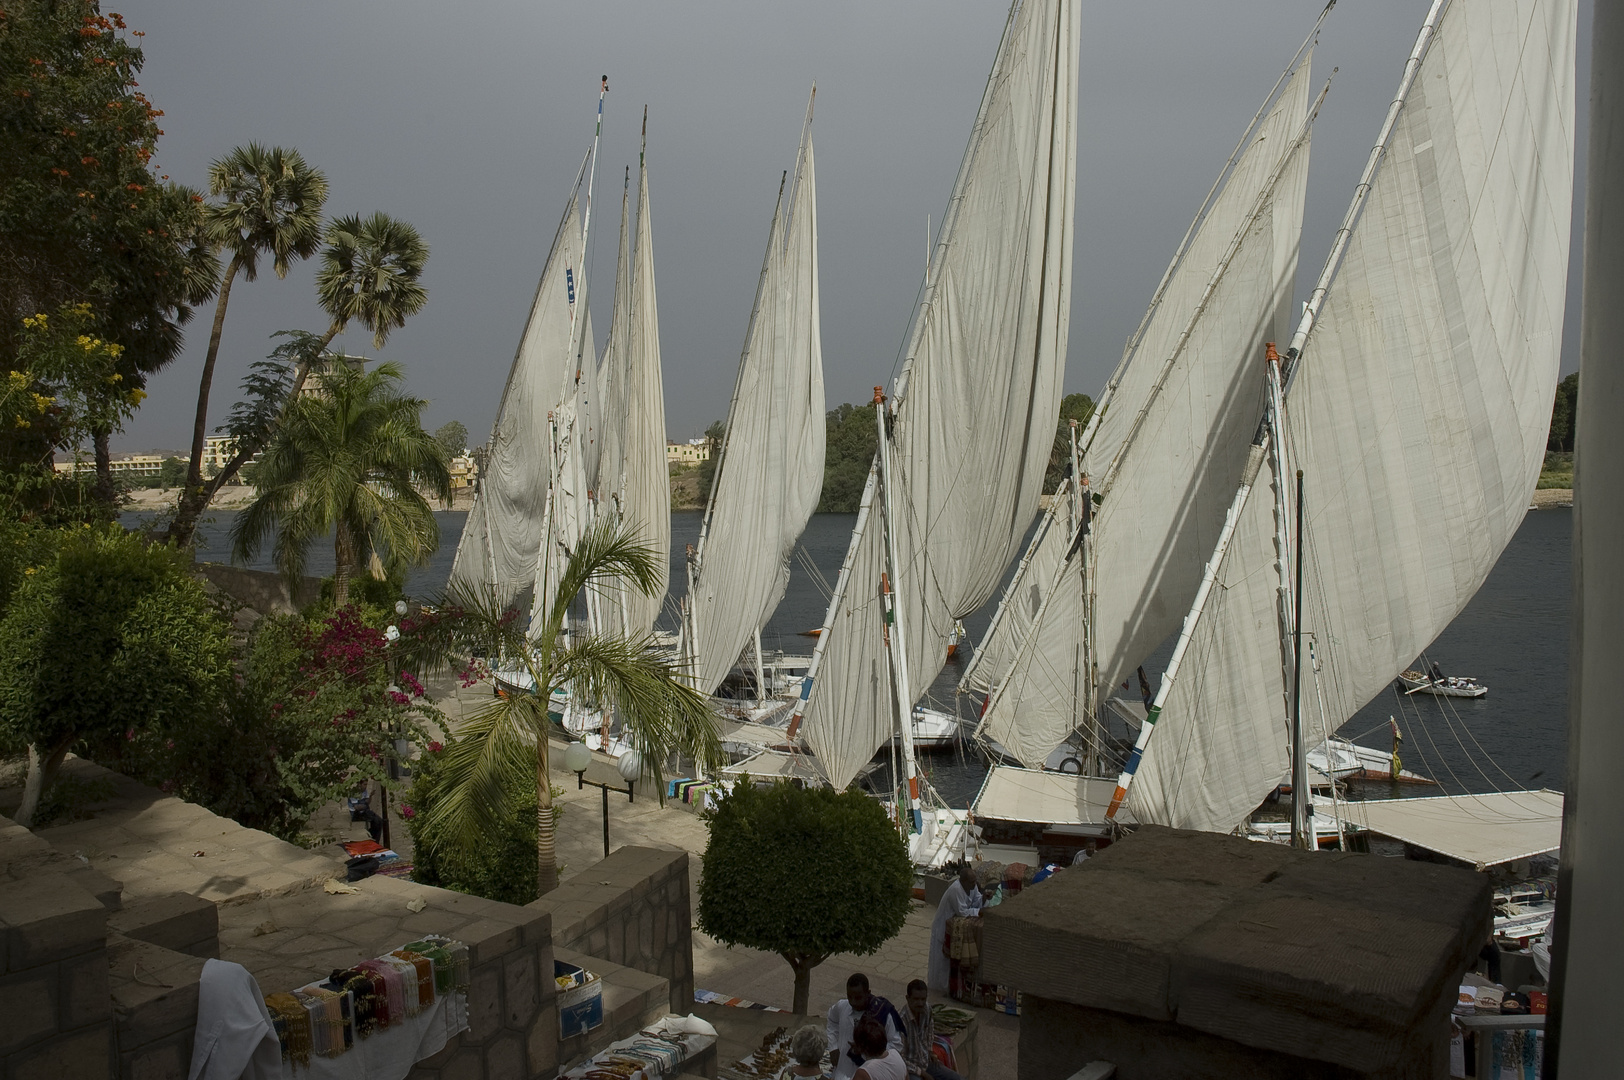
(1289, 467, 1309, 849)
(1105, 0, 1450, 822)
(875, 387, 923, 834)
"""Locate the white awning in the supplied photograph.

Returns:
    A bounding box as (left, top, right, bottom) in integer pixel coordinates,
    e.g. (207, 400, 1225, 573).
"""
(1340, 790, 1564, 868)
(720, 749, 826, 781)
(972, 766, 1135, 829)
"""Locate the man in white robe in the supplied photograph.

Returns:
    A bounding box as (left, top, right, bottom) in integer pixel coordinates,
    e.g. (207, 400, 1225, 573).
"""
(927, 863, 984, 993)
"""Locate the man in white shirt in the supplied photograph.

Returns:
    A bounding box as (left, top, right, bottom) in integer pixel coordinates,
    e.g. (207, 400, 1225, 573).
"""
(826, 972, 905, 1080)
(927, 864, 985, 993)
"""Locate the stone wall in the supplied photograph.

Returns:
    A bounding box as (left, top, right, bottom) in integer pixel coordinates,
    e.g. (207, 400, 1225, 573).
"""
(0, 869, 115, 1079)
(4, 759, 563, 1080)
(194, 562, 322, 616)
(530, 846, 693, 1014)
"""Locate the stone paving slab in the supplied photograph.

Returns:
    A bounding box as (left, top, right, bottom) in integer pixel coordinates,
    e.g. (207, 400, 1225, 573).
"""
(40, 758, 334, 906)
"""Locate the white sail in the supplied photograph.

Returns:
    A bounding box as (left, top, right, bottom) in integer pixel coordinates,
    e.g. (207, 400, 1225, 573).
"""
(973, 50, 1317, 770)
(449, 182, 588, 608)
(1086, 55, 1314, 697)
(688, 113, 825, 694)
(1129, 0, 1576, 832)
(802, 0, 1079, 790)
(595, 144, 671, 637)
(957, 478, 1080, 697)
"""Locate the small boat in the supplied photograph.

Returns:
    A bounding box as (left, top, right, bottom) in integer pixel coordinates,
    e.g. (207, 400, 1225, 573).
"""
(888, 706, 962, 751)
(1398, 670, 1488, 698)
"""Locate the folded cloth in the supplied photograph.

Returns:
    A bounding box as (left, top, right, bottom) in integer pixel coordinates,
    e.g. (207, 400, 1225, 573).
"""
(187, 959, 282, 1080)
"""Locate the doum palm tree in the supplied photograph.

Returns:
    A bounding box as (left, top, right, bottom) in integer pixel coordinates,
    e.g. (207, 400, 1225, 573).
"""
(173, 144, 328, 546)
(408, 520, 723, 896)
(230, 359, 450, 607)
(170, 199, 430, 545)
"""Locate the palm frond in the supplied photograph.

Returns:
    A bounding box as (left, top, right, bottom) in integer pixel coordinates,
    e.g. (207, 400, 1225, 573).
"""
(423, 694, 547, 855)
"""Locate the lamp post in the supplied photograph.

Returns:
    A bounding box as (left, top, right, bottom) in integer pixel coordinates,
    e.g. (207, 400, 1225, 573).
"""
(565, 743, 640, 858)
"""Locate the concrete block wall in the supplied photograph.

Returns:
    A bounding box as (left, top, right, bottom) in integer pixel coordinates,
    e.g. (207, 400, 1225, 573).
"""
(406, 905, 556, 1080)
(529, 846, 693, 1014)
(0, 871, 115, 1080)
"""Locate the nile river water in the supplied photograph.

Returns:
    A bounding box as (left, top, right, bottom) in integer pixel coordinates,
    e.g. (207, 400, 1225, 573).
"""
(158, 506, 1571, 807)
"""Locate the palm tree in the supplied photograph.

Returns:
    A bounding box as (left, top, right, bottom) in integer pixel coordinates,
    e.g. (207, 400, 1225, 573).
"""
(172, 144, 328, 545)
(230, 360, 450, 607)
(175, 212, 432, 531)
(406, 520, 724, 896)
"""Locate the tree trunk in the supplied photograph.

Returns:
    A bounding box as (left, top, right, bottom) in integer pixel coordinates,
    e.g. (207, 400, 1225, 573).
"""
(169, 256, 242, 547)
(16, 735, 75, 828)
(536, 732, 558, 896)
(333, 519, 355, 608)
(91, 426, 116, 506)
(787, 953, 820, 1015)
(194, 320, 341, 505)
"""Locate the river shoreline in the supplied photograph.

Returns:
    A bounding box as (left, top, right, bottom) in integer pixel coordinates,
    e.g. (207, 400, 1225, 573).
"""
(1532, 488, 1573, 508)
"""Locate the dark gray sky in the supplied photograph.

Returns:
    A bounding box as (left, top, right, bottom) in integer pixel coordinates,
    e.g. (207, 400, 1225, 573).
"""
(111, 0, 1590, 454)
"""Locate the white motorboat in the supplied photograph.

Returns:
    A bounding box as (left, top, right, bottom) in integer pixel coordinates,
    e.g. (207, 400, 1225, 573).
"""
(1398, 670, 1488, 698)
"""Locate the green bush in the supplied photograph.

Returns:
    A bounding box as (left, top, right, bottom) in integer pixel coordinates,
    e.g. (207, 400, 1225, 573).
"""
(406, 739, 561, 905)
(698, 780, 912, 1013)
(93, 604, 435, 841)
(0, 525, 233, 823)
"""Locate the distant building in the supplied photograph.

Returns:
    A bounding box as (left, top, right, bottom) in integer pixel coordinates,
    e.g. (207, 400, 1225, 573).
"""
(448, 453, 479, 490)
(666, 439, 710, 464)
(201, 436, 260, 483)
(53, 453, 164, 479)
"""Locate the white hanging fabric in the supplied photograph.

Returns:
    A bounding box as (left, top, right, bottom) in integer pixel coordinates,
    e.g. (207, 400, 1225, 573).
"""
(803, 0, 1080, 790)
(449, 192, 588, 608)
(689, 117, 825, 694)
(1129, 0, 1576, 832)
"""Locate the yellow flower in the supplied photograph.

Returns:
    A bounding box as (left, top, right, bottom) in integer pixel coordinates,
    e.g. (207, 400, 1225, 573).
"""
(13, 418, 30, 429)
(127, 388, 146, 404)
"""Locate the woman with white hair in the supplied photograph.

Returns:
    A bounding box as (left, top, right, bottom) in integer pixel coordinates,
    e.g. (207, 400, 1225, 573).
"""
(780, 1025, 832, 1080)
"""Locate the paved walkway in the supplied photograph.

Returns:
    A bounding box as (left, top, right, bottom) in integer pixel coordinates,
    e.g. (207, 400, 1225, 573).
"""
(411, 675, 1022, 1079)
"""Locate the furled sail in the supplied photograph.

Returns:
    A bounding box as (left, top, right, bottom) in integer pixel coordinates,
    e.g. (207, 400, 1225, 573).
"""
(973, 51, 1318, 769)
(801, 0, 1079, 790)
(595, 135, 671, 637)
(1128, 0, 1576, 831)
(687, 104, 825, 694)
(449, 174, 590, 608)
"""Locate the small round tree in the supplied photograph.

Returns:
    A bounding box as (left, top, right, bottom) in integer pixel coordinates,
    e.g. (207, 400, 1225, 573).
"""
(698, 780, 912, 1014)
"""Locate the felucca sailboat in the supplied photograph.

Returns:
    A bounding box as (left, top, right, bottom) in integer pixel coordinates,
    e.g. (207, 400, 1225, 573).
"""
(786, 0, 1081, 865)
(682, 90, 825, 708)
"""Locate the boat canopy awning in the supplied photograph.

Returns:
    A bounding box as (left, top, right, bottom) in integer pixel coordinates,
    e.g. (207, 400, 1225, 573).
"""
(972, 766, 1135, 829)
(716, 721, 788, 751)
(720, 749, 826, 782)
(1105, 697, 1147, 728)
(1341, 790, 1564, 868)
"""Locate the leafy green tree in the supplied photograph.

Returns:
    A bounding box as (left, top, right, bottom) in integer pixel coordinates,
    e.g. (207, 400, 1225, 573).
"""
(157, 455, 186, 488)
(171, 212, 431, 544)
(231, 359, 450, 608)
(698, 780, 912, 1014)
(433, 420, 468, 462)
(401, 517, 723, 896)
(172, 144, 328, 545)
(1045, 392, 1095, 492)
(1548, 372, 1578, 453)
(696, 419, 726, 504)
(1, 2, 220, 505)
(0, 526, 232, 826)
(90, 605, 434, 841)
(817, 402, 878, 513)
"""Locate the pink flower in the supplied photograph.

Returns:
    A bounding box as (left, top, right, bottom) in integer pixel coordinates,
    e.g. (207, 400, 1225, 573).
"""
(125, 728, 135, 741)
(398, 804, 415, 820)
(388, 690, 409, 706)
(428, 741, 443, 754)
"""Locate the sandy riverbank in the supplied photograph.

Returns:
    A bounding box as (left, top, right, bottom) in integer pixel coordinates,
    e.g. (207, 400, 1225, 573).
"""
(121, 486, 476, 513)
(1532, 488, 1573, 509)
